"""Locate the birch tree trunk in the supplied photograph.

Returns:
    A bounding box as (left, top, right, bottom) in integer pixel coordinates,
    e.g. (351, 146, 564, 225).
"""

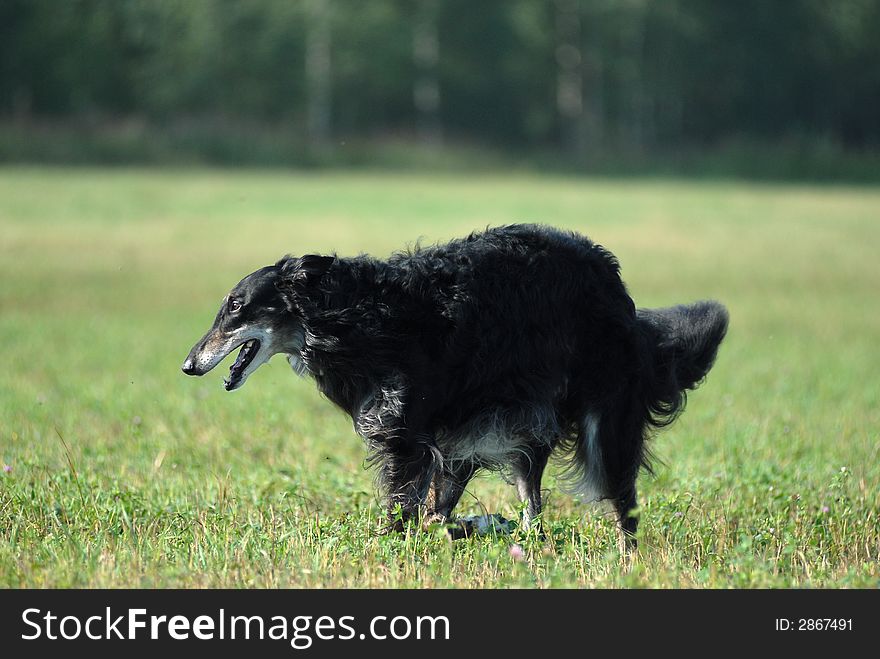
(306, 0, 332, 147)
(555, 0, 586, 159)
(413, 0, 441, 145)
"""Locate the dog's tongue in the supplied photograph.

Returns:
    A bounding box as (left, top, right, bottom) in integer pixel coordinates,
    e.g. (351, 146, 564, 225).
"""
(224, 341, 253, 390)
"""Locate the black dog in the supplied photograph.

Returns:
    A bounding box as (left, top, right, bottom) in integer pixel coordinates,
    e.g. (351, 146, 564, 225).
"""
(182, 224, 727, 544)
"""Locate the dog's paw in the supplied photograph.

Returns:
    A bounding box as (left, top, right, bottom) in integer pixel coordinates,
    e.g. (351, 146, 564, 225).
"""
(376, 518, 406, 536)
(378, 510, 444, 536)
(420, 512, 448, 531)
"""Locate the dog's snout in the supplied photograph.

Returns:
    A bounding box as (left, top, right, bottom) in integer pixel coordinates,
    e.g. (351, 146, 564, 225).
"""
(181, 358, 198, 375)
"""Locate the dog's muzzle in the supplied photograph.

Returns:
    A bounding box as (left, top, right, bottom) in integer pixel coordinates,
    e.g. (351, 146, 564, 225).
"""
(181, 331, 271, 392)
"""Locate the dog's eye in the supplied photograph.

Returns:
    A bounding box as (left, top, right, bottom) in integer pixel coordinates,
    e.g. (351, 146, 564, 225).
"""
(229, 299, 242, 313)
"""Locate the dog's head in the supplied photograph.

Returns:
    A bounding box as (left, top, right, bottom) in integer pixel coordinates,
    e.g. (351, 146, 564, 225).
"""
(181, 255, 333, 391)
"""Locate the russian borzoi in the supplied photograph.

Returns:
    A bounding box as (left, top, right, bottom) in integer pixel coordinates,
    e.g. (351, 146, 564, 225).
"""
(182, 224, 728, 545)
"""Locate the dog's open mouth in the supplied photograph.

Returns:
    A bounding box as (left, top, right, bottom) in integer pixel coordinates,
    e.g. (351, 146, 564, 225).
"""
(224, 339, 261, 391)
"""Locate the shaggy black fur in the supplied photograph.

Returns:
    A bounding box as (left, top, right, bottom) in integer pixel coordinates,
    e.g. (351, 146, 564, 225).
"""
(188, 224, 728, 544)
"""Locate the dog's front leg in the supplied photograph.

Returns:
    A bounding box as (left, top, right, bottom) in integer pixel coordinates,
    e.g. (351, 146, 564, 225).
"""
(430, 463, 476, 520)
(381, 434, 441, 532)
(424, 463, 479, 538)
(357, 378, 441, 533)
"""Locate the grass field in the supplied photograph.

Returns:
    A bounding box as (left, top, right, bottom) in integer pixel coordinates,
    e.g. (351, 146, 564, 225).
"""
(1, 167, 878, 588)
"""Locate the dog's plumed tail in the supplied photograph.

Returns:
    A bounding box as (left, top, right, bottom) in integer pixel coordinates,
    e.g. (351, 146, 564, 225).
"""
(637, 300, 728, 428)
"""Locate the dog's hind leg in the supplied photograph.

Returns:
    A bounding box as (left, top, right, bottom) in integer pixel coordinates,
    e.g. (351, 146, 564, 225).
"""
(613, 484, 639, 551)
(513, 444, 552, 534)
(595, 391, 646, 552)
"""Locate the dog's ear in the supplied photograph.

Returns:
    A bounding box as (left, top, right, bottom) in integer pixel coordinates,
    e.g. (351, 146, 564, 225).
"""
(277, 254, 335, 287)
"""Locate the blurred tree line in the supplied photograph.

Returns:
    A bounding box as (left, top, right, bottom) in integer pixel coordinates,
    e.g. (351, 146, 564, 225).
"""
(1, 0, 879, 167)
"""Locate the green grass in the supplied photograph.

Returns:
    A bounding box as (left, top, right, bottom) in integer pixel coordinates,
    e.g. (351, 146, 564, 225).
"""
(1, 166, 878, 588)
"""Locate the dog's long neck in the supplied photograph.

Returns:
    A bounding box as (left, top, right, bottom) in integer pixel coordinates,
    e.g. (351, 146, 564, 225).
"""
(295, 256, 402, 416)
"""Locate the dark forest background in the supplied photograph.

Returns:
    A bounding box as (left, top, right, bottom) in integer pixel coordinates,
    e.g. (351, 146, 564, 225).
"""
(2, 0, 879, 178)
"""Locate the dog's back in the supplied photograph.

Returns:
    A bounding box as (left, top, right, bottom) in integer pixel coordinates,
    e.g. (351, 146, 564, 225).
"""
(387, 225, 641, 432)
